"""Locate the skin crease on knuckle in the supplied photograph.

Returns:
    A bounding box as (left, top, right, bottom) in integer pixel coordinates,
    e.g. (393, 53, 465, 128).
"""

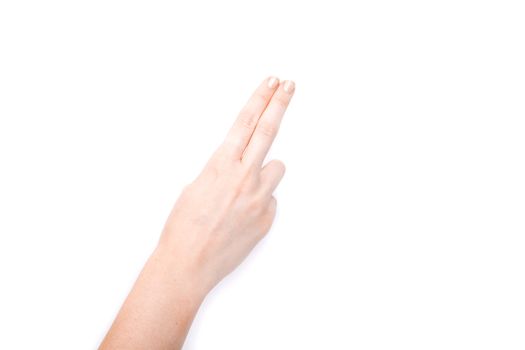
(258, 121, 279, 138)
(237, 92, 272, 130)
(238, 109, 258, 130)
(273, 93, 290, 109)
(98, 77, 294, 350)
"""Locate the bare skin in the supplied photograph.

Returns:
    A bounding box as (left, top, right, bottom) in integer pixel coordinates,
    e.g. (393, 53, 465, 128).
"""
(99, 76, 295, 350)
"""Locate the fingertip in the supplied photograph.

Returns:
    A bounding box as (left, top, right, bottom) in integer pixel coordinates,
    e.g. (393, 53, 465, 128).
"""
(283, 80, 295, 94)
(275, 159, 286, 176)
(264, 159, 286, 176)
(267, 76, 280, 89)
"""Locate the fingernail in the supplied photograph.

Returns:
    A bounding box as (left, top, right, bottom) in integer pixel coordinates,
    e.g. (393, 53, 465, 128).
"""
(267, 76, 279, 88)
(283, 80, 295, 93)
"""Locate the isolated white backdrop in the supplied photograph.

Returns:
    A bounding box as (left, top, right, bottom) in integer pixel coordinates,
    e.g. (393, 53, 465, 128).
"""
(1, 1, 524, 349)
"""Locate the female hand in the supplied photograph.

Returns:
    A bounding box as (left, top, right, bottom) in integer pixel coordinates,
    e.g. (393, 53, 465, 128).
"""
(99, 76, 295, 350)
(159, 76, 296, 295)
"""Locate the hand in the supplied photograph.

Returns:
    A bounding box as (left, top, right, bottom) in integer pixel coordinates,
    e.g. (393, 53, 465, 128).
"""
(99, 76, 295, 350)
(159, 76, 296, 295)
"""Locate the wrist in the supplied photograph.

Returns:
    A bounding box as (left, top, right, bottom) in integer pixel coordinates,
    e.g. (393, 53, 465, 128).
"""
(151, 240, 211, 304)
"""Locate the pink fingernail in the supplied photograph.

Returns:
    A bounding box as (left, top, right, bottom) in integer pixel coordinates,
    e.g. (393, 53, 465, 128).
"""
(283, 80, 295, 93)
(267, 76, 279, 88)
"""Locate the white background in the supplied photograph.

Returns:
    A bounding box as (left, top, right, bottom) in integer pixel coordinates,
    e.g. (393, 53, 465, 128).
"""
(1, 1, 524, 349)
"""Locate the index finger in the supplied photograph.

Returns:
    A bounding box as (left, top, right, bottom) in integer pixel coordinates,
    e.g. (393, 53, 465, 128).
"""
(242, 80, 295, 166)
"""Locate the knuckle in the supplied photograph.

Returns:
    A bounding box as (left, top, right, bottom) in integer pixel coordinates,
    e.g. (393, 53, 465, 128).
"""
(273, 94, 290, 108)
(243, 161, 260, 175)
(227, 164, 254, 189)
(247, 189, 270, 210)
(253, 92, 268, 105)
(238, 110, 258, 130)
(258, 203, 277, 237)
(236, 167, 258, 192)
(258, 121, 278, 138)
(273, 160, 286, 174)
(246, 196, 264, 214)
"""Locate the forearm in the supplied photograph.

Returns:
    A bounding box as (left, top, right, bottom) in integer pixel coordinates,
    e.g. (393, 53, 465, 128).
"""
(98, 242, 208, 350)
